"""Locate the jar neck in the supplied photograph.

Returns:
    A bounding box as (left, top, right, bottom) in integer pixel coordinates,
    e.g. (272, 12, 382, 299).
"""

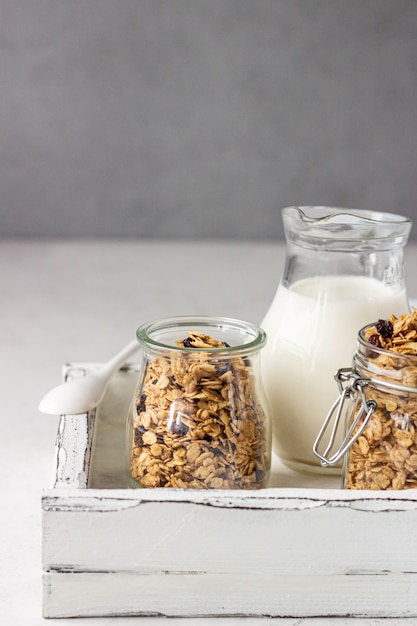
(136, 315, 266, 359)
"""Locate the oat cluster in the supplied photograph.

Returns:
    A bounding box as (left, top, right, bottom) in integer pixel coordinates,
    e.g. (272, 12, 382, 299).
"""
(366, 309, 417, 356)
(346, 309, 417, 490)
(130, 331, 269, 489)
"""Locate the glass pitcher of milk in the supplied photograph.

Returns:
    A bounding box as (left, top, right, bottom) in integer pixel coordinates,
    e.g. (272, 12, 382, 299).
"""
(260, 206, 412, 474)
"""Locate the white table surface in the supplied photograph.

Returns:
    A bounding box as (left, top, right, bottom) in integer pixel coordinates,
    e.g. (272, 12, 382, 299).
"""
(1, 238, 417, 626)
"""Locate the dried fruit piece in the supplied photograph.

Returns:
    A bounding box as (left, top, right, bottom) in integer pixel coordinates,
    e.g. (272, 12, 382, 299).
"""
(368, 334, 381, 348)
(375, 318, 394, 339)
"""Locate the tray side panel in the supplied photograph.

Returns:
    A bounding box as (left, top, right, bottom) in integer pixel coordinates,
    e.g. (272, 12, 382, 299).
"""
(42, 492, 417, 574)
(43, 570, 417, 618)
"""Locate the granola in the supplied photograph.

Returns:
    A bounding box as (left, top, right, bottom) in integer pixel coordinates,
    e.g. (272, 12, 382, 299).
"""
(130, 332, 269, 489)
(346, 309, 417, 490)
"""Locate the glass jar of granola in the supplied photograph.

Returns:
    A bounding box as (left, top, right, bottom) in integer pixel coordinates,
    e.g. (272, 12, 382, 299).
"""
(126, 316, 271, 489)
(313, 309, 417, 489)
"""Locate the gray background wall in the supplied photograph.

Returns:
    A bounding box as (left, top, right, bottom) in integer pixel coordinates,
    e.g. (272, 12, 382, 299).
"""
(1, 0, 416, 239)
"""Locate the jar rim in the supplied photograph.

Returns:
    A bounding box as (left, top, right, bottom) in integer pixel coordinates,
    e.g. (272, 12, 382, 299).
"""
(136, 315, 267, 355)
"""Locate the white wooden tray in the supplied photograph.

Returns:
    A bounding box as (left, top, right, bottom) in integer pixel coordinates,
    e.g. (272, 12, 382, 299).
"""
(42, 363, 417, 619)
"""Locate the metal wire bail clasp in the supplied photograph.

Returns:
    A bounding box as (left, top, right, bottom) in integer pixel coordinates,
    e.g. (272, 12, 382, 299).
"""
(313, 368, 377, 467)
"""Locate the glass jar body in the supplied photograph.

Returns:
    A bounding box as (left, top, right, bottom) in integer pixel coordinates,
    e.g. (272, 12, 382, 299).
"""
(126, 316, 271, 489)
(342, 330, 417, 490)
(261, 206, 411, 474)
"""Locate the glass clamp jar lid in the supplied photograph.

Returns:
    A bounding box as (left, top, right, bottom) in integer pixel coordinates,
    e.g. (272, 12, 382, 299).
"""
(313, 310, 417, 490)
(127, 315, 272, 490)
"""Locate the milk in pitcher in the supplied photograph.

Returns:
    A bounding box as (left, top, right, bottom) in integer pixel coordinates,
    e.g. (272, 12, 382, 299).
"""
(261, 274, 409, 473)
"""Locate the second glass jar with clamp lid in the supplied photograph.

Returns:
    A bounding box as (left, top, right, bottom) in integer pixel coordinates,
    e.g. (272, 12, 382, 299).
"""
(314, 310, 417, 490)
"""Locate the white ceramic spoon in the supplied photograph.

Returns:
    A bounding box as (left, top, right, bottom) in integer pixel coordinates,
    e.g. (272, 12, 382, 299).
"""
(38, 339, 139, 415)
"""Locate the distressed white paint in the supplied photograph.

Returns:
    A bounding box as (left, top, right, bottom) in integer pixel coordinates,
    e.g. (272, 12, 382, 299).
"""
(43, 571, 417, 619)
(42, 364, 417, 618)
(50, 365, 98, 489)
(51, 411, 93, 489)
